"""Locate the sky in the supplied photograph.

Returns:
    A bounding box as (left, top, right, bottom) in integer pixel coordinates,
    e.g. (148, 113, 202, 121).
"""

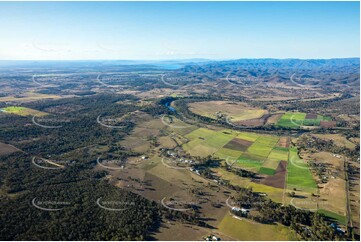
(0, 1, 359, 60)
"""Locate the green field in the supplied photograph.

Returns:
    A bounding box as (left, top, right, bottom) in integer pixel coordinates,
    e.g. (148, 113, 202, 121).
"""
(237, 155, 264, 170)
(214, 147, 243, 160)
(287, 147, 317, 192)
(183, 128, 235, 157)
(268, 149, 289, 161)
(247, 136, 279, 158)
(318, 209, 347, 225)
(276, 112, 332, 128)
(184, 127, 216, 140)
(203, 131, 237, 148)
(218, 214, 297, 241)
(183, 128, 292, 176)
(1, 106, 47, 117)
(259, 167, 276, 175)
(236, 132, 260, 142)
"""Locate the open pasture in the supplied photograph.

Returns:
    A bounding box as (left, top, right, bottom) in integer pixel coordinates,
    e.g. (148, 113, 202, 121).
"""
(183, 128, 289, 176)
(1, 106, 47, 117)
(287, 148, 317, 192)
(276, 112, 332, 128)
(218, 214, 296, 241)
(187, 100, 267, 123)
(214, 147, 243, 160)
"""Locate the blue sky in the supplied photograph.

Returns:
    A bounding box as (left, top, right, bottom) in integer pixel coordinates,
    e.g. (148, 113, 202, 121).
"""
(0, 1, 359, 60)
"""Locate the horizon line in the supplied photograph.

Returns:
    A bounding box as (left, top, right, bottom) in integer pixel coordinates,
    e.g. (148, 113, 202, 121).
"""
(0, 57, 359, 62)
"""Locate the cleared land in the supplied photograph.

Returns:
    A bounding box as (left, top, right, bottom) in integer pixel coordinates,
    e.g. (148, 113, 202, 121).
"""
(287, 147, 317, 192)
(0, 142, 21, 156)
(312, 134, 356, 149)
(218, 214, 297, 241)
(1, 106, 47, 117)
(183, 128, 290, 177)
(188, 101, 267, 122)
(276, 112, 332, 128)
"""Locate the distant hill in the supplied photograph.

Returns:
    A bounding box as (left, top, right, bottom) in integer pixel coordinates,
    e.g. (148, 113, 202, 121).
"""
(181, 58, 360, 88)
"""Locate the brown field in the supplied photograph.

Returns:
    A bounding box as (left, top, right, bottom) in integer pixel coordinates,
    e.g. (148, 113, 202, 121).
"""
(234, 117, 266, 127)
(320, 121, 336, 128)
(318, 176, 347, 217)
(223, 138, 253, 151)
(305, 113, 318, 119)
(277, 136, 290, 148)
(302, 151, 347, 217)
(119, 136, 151, 153)
(311, 134, 356, 150)
(0, 91, 68, 103)
(257, 160, 287, 189)
(266, 113, 283, 125)
(111, 155, 232, 231)
(158, 136, 178, 149)
(0, 142, 21, 156)
(188, 101, 266, 122)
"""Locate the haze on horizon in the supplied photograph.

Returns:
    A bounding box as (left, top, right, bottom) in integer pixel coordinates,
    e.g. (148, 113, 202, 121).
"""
(0, 1, 359, 60)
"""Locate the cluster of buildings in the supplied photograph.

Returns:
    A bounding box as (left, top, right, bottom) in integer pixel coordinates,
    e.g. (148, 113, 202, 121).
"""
(203, 234, 220, 241)
(189, 167, 200, 175)
(163, 149, 195, 164)
(231, 206, 250, 217)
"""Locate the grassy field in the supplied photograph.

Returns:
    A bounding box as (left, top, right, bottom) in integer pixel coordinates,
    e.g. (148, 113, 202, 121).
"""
(287, 147, 317, 192)
(276, 112, 332, 128)
(218, 214, 297, 241)
(276, 112, 306, 128)
(237, 155, 264, 170)
(247, 136, 279, 158)
(259, 167, 276, 175)
(318, 209, 347, 225)
(183, 128, 288, 175)
(188, 101, 266, 121)
(203, 131, 237, 148)
(1, 106, 47, 116)
(236, 132, 260, 142)
(214, 147, 243, 160)
(185, 127, 216, 140)
(230, 109, 266, 122)
(0, 92, 63, 103)
(183, 128, 236, 157)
